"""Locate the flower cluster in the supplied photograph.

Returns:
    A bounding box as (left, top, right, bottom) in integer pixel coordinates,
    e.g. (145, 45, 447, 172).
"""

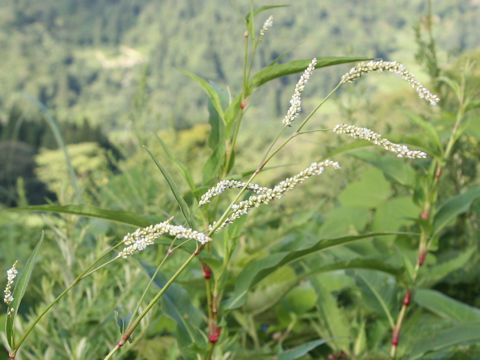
(199, 180, 271, 206)
(282, 57, 317, 126)
(211, 160, 340, 230)
(259, 15, 273, 39)
(341, 60, 440, 105)
(118, 219, 211, 258)
(333, 123, 427, 159)
(4, 261, 18, 315)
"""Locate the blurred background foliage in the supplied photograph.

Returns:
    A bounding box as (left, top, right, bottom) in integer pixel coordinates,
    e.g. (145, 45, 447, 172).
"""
(0, 0, 479, 359)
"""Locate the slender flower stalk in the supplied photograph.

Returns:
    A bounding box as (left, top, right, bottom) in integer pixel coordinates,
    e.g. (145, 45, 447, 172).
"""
(199, 180, 271, 206)
(258, 15, 273, 40)
(118, 218, 211, 258)
(333, 123, 427, 159)
(283, 58, 318, 126)
(211, 160, 340, 230)
(341, 60, 440, 105)
(4, 261, 18, 316)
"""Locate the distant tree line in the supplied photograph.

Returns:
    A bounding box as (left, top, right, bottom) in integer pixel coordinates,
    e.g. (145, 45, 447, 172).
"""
(0, 104, 121, 206)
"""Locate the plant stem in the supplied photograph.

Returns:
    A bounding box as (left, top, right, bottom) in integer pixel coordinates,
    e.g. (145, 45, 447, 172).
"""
(390, 81, 466, 359)
(104, 248, 202, 360)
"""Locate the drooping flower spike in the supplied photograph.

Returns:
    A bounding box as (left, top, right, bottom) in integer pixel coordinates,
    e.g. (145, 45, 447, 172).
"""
(118, 218, 211, 258)
(333, 123, 427, 159)
(283, 57, 318, 127)
(199, 180, 271, 206)
(341, 60, 440, 105)
(210, 160, 340, 230)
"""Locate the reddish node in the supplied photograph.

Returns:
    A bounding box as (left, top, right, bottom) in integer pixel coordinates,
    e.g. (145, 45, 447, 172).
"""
(201, 263, 212, 279)
(403, 290, 412, 306)
(419, 251, 427, 266)
(421, 209, 429, 220)
(391, 333, 399, 346)
(209, 326, 222, 343)
(240, 98, 249, 109)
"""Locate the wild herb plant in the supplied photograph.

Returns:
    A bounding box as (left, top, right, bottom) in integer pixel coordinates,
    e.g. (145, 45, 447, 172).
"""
(3, 4, 480, 360)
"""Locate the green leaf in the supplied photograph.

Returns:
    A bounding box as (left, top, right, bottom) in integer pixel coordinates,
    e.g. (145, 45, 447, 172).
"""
(371, 197, 420, 232)
(403, 110, 443, 156)
(178, 69, 225, 123)
(245, 266, 298, 315)
(354, 270, 395, 329)
(311, 279, 350, 352)
(285, 282, 318, 314)
(418, 249, 475, 287)
(203, 82, 229, 183)
(338, 168, 390, 208)
(144, 146, 193, 227)
(409, 322, 480, 359)
(224, 94, 242, 129)
(352, 150, 418, 188)
(248, 57, 370, 95)
(224, 232, 400, 310)
(202, 145, 225, 184)
(306, 258, 404, 279)
(277, 339, 327, 360)
(6, 232, 44, 348)
(145, 265, 205, 346)
(319, 206, 369, 238)
(245, 5, 288, 25)
(12, 204, 152, 227)
(154, 133, 197, 197)
(414, 289, 480, 322)
(438, 76, 461, 100)
(433, 184, 480, 236)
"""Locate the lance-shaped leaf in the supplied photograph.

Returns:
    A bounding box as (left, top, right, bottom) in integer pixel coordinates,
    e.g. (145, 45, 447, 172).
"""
(433, 184, 480, 236)
(224, 232, 402, 310)
(178, 69, 225, 124)
(247, 57, 370, 95)
(12, 204, 152, 227)
(144, 146, 193, 228)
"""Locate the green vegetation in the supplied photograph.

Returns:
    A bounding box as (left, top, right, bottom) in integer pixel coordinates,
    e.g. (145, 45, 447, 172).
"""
(1, 1, 480, 359)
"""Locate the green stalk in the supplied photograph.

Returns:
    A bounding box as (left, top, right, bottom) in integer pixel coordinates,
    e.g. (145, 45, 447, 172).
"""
(390, 83, 466, 359)
(104, 249, 201, 360)
(104, 77, 344, 360)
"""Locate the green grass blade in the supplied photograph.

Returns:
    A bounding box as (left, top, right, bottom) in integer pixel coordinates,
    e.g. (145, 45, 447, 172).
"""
(143, 146, 193, 227)
(154, 133, 198, 196)
(12, 204, 152, 227)
(21, 94, 81, 202)
(177, 69, 225, 123)
(6, 232, 44, 348)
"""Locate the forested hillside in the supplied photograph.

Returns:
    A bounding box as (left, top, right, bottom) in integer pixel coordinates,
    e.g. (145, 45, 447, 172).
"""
(1, 0, 479, 133)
